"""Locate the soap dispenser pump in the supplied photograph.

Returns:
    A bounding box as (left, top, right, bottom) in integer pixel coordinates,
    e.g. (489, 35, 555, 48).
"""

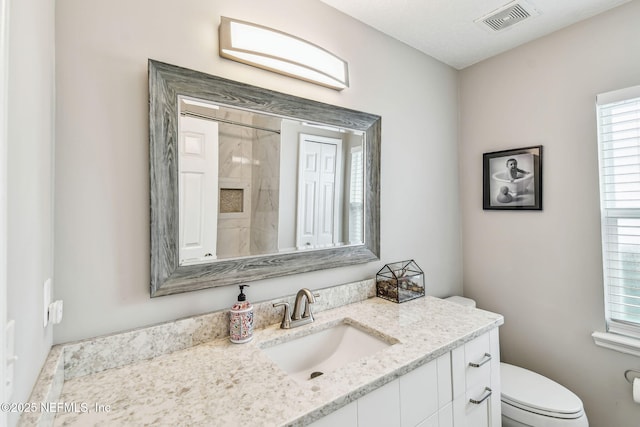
(229, 285, 254, 343)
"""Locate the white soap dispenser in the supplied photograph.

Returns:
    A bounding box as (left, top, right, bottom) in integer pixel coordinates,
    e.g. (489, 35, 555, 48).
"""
(229, 285, 254, 343)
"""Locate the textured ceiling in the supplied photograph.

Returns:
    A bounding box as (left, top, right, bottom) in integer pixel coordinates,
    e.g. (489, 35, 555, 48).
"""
(319, 0, 631, 69)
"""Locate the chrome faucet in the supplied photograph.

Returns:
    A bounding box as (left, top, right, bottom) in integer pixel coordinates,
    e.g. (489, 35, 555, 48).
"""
(273, 288, 319, 329)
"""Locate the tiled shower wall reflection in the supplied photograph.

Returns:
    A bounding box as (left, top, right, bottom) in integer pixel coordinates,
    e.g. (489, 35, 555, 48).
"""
(216, 110, 280, 258)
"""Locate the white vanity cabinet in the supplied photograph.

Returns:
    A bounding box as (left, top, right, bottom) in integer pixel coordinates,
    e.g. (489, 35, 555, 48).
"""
(451, 328, 501, 427)
(310, 328, 500, 427)
(310, 353, 452, 427)
(28, 292, 503, 427)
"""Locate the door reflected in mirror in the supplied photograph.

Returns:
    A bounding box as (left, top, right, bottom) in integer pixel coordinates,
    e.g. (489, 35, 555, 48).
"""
(178, 97, 365, 265)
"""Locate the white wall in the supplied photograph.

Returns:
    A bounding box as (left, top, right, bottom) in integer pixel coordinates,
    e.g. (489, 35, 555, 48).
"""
(459, 2, 640, 426)
(6, 0, 55, 425)
(54, 0, 461, 343)
(0, 1, 8, 425)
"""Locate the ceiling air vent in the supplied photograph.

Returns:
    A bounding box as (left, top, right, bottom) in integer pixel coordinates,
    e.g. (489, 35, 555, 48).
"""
(475, 0, 540, 32)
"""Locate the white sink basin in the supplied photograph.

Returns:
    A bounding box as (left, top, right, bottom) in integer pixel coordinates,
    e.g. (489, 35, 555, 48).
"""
(260, 320, 398, 382)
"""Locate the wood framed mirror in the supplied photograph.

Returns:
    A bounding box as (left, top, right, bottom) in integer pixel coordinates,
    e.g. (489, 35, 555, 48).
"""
(149, 60, 380, 296)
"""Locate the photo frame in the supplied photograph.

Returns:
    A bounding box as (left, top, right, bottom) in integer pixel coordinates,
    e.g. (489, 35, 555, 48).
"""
(483, 145, 542, 210)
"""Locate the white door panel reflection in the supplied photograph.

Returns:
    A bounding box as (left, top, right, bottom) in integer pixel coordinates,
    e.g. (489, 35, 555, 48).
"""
(178, 116, 218, 265)
(296, 135, 342, 249)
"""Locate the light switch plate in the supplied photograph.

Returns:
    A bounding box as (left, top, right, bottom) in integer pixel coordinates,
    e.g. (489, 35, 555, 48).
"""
(48, 300, 63, 325)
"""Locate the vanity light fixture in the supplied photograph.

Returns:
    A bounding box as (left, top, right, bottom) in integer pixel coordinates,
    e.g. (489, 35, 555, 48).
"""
(218, 16, 349, 90)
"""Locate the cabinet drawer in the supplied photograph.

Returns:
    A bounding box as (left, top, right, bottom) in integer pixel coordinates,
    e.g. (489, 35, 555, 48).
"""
(453, 386, 492, 427)
(452, 329, 501, 427)
(452, 333, 493, 398)
(464, 333, 492, 390)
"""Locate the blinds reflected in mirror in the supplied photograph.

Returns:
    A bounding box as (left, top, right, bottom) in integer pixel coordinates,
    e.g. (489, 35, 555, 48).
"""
(349, 145, 364, 244)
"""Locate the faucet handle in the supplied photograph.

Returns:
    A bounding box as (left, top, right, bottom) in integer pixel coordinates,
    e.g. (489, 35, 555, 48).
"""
(273, 302, 291, 329)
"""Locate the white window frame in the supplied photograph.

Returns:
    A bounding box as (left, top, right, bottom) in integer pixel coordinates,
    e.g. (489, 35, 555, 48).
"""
(593, 85, 640, 356)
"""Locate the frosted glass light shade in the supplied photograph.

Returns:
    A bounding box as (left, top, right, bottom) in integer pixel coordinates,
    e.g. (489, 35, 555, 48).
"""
(219, 17, 349, 90)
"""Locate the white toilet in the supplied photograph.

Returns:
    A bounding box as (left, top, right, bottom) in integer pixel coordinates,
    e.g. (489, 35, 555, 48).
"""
(501, 362, 588, 426)
(445, 296, 589, 427)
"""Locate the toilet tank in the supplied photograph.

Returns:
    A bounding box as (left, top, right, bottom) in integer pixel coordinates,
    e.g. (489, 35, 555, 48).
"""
(445, 296, 476, 308)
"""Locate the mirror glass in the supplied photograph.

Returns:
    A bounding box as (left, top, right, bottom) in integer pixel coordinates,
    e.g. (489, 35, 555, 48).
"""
(149, 60, 380, 296)
(178, 96, 365, 264)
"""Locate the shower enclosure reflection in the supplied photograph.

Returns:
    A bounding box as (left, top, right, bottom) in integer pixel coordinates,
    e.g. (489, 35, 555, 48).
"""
(178, 97, 365, 265)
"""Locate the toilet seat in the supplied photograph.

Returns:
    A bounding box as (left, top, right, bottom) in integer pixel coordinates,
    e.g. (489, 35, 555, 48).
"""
(501, 363, 585, 419)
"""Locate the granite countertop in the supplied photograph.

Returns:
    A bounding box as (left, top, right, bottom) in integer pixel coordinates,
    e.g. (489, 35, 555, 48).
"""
(50, 296, 503, 427)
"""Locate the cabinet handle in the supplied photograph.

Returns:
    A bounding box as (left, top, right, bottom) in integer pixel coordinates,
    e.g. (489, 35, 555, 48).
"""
(469, 387, 492, 405)
(469, 352, 491, 368)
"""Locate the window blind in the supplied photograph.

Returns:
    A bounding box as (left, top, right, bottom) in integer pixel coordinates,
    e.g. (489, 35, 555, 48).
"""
(348, 146, 364, 244)
(597, 85, 640, 338)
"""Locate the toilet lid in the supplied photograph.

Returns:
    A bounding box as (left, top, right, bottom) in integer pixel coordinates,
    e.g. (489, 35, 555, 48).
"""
(501, 363, 584, 418)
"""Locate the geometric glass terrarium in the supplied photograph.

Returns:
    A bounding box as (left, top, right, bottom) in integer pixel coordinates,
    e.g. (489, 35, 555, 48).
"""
(376, 260, 424, 303)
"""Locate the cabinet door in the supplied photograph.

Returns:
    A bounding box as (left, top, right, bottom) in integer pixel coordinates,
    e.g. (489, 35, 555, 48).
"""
(417, 411, 438, 427)
(400, 359, 438, 427)
(358, 379, 401, 427)
(437, 353, 452, 408)
(439, 402, 453, 427)
(309, 401, 358, 427)
(415, 401, 453, 427)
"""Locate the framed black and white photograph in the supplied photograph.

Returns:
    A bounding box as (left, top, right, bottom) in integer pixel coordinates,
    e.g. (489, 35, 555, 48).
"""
(483, 145, 542, 210)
